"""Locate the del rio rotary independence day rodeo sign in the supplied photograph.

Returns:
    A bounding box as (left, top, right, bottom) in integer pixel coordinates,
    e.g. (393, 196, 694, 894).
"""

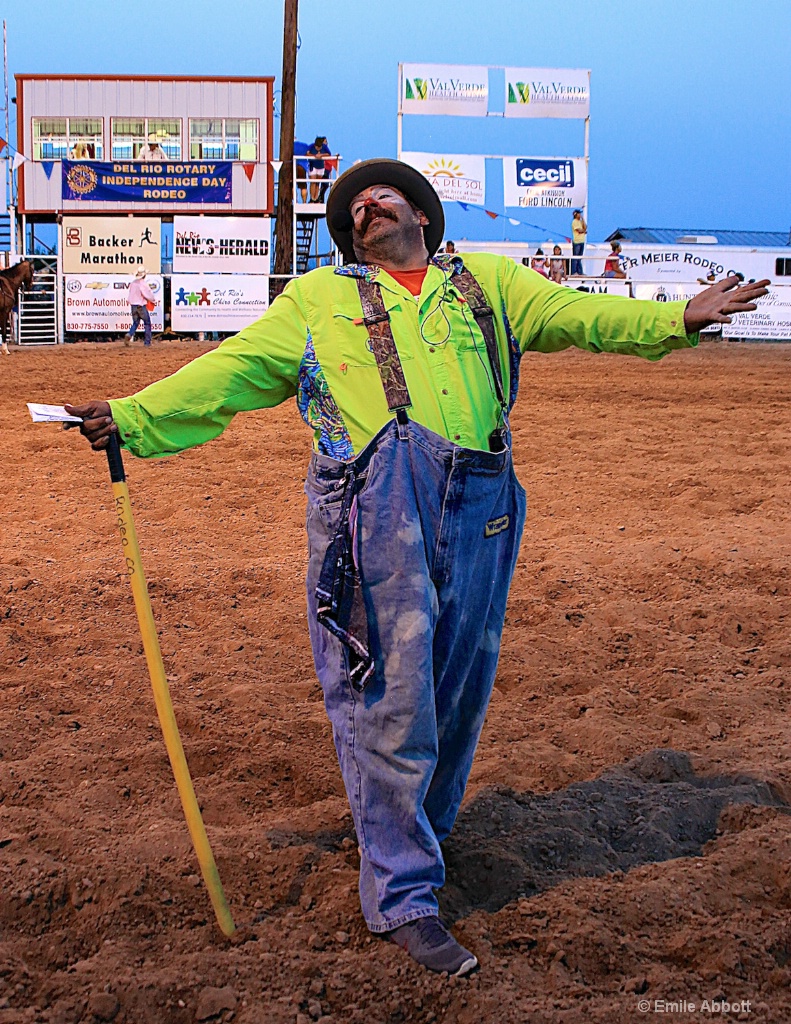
(62, 160, 232, 203)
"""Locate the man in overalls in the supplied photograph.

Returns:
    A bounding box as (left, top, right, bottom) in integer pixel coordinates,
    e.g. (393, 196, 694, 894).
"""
(67, 160, 767, 976)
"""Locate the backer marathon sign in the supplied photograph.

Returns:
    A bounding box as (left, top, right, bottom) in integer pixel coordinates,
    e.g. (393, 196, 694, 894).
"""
(62, 160, 232, 204)
(400, 152, 485, 205)
(62, 217, 161, 273)
(505, 68, 590, 119)
(64, 275, 164, 333)
(173, 216, 271, 274)
(400, 63, 488, 117)
(503, 157, 587, 209)
(171, 275, 269, 332)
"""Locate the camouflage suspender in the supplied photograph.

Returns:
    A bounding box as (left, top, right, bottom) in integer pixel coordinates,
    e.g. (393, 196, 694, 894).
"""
(355, 264, 506, 424)
(356, 278, 412, 412)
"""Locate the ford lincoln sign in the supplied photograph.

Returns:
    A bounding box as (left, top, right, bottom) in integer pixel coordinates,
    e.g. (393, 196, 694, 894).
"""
(503, 156, 588, 208)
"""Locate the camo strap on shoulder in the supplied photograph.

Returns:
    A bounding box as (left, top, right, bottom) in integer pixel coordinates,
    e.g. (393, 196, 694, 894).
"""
(453, 267, 505, 409)
(356, 278, 412, 412)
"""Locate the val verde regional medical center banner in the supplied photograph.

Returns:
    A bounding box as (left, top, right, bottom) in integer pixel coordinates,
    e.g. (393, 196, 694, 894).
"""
(400, 153, 486, 205)
(400, 64, 488, 116)
(503, 157, 587, 209)
(62, 161, 232, 204)
(505, 68, 590, 119)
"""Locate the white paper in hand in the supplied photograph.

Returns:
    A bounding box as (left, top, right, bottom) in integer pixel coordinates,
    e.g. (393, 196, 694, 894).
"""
(27, 402, 83, 424)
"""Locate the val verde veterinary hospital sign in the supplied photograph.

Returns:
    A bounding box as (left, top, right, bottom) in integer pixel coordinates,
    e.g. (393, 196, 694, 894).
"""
(62, 161, 232, 204)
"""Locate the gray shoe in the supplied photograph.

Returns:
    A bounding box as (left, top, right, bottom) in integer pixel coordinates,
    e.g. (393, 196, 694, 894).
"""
(388, 916, 478, 976)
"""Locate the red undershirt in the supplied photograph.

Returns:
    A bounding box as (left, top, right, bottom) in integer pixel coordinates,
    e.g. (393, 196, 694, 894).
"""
(387, 266, 428, 296)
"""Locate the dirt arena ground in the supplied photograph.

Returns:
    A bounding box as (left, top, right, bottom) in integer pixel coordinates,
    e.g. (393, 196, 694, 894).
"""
(2, 339, 791, 1024)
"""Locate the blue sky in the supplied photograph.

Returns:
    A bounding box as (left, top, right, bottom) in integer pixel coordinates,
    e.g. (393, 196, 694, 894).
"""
(5, 0, 789, 244)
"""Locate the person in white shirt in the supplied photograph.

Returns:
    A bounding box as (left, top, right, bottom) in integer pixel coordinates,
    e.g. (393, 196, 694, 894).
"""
(140, 134, 168, 162)
(126, 270, 157, 346)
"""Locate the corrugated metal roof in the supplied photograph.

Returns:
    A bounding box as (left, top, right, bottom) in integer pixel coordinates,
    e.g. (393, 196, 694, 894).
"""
(606, 227, 791, 247)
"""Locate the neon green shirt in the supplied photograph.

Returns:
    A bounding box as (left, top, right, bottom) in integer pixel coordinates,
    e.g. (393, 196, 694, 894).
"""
(110, 253, 695, 460)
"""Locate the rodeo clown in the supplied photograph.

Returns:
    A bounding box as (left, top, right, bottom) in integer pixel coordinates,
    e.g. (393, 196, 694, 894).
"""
(68, 159, 767, 977)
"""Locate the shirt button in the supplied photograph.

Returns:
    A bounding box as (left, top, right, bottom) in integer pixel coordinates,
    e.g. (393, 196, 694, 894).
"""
(429, 347, 436, 353)
(670, 320, 676, 326)
(442, 388, 448, 395)
(454, 434, 461, 441)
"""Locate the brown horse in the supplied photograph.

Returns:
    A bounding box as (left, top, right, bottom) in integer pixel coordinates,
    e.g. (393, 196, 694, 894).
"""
(0, 261, 34, 354)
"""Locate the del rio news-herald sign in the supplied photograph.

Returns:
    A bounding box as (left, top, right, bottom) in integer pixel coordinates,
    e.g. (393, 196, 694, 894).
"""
(503, 157, 587, 209)
(173, 216, 271, 274)
(400, 152, 485, 205)
(65, 275, 164, 333)
(62, 217, 161, 273)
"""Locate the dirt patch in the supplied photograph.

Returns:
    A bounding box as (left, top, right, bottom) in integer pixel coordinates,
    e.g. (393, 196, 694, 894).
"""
(2, 339, 791, 1023)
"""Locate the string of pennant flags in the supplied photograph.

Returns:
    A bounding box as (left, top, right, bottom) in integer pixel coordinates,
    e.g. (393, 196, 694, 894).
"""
(455, 200, 572, 243)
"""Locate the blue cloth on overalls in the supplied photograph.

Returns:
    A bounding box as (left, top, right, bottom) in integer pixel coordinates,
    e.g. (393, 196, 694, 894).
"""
(305, 414, 526, 932)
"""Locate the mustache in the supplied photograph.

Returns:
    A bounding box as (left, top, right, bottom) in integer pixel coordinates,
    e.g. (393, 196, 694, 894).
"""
(359, 203, 398, 236)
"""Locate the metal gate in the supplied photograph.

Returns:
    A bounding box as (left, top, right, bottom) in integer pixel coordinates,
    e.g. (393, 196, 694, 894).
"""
(17, 256, 59, 345)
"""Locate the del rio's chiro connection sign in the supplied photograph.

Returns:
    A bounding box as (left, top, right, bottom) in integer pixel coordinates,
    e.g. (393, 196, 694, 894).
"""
(503, 157, 588, 209)
(173, 216, 271, 274)
(62, 161, 232, 204)
(65, 275, 164, 333)
(171, 275, 269, 332)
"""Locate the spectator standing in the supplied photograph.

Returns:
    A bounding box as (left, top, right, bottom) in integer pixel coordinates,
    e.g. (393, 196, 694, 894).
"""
(530, 248, 549, 278)
(140, 134, 167, 162)
(306, 135, 332, 202)
(126, 270, 157, 347)
(549, 245, 567, 284)
(571, 209, 587, 275)
(444, 241, 457, 254)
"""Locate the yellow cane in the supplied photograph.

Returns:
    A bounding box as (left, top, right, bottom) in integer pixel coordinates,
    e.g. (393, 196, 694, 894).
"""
(105, 432, 236, 937)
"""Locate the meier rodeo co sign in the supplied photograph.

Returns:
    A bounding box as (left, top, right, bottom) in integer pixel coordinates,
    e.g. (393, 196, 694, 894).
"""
(62, 217, 161, 273)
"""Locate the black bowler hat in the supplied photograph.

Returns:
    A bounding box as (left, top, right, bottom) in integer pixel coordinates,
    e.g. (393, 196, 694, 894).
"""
(326, 158, 445, 263)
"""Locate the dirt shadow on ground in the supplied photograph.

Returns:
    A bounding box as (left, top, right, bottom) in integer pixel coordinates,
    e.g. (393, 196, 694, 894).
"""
(439, 748, 789, 922)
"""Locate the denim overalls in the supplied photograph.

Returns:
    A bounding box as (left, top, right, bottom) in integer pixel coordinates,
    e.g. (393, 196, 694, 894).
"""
(304, 270, 527, 932)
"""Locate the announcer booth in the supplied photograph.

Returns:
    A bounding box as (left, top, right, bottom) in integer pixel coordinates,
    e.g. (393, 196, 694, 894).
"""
(15, 74, 274, 344)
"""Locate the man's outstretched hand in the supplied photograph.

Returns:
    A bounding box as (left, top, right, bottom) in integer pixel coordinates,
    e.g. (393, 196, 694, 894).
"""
(64, 400, 116, 451)
(683, 276, 770, 334)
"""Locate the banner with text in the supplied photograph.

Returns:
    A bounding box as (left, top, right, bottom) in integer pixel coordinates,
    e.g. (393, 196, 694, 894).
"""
(171, 274, 269, 332)
(564, 278, 631, 297)
(63, 217, 161, 273)
(503, 157, 587, 209)
(400, 63, 488, 117)
(173, 216, 271, 273)
(505, 68, 590, 119)
(65, 274, 164, 333)
(617, 245, 772, 284)
(62, 160, 232, 204)
(722, 288, 791, 339)
(400, 152, 486, 205)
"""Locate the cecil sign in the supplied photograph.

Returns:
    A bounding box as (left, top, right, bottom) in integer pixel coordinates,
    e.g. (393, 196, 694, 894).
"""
(62, 161, 232, 204)
(503, 157, 588, 209)
(62, 217, 160, 273)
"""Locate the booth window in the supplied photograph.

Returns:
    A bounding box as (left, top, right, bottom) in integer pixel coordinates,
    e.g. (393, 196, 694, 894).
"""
(33, 117, 103, 160)
(776, 258, 791, 277)
(189, 118, 258, 160)
(111, 118, 182, 160)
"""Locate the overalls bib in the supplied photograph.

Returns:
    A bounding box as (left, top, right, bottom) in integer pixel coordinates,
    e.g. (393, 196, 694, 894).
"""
(304, 268, 527, 932)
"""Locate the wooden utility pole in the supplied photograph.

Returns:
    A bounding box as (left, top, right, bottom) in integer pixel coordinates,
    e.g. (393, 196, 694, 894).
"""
(273, 0, 298, 284)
